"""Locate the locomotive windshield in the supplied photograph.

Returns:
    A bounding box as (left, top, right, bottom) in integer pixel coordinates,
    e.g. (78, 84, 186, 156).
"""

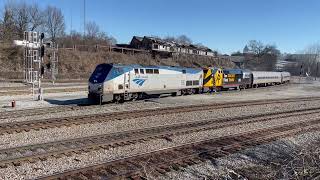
(89, 64, 112, 83)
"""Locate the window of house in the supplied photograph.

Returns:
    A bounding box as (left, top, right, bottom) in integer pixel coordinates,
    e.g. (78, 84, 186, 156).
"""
(146, 69, 153, 74)
(134, 69, 139, 74)
(154, 69, 159, 74)
(140, 69, 145, 74)
(154, 44, 159, 49)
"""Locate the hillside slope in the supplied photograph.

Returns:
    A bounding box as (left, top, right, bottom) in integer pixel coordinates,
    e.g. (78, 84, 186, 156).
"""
(0, 45, 236, 80)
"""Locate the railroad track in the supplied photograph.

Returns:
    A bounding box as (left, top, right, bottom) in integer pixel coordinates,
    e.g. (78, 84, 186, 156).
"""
(0, 107, 320, 169)
(0, 105, 95, 120)
(38, 116, 320, 179)
(0, 96, 319, 120)
(1, 97, 320, 135)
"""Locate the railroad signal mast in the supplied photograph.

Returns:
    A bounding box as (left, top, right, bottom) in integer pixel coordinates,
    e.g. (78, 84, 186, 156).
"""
(22, 31, 45, 100)
(48, 42, 59, 84)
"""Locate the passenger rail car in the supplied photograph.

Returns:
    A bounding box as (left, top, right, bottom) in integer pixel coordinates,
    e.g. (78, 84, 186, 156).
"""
(252, 71, 282, 87)
(88, 64, 203, 103)
(281, 72, 291, 83)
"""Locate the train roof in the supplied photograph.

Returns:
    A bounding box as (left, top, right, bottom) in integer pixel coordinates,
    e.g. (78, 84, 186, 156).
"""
(98, 63, 202, 74)
(223, 69, 243, 74)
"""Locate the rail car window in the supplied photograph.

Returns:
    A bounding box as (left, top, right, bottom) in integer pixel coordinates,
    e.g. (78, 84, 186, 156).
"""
(146, 69, 153, 74)
(140, 69, 144, 74)
(154, 69, 159, 74)
(193, 80, 199, 85)
(134, 69, 139, 74)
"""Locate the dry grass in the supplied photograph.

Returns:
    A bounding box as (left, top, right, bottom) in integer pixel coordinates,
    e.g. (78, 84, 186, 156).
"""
(0, 45, 236, 80)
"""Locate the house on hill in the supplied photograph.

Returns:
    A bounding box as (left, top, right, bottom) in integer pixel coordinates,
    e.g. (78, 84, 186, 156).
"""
(127, 36, 215, 57)
(130, 36, 144, 49)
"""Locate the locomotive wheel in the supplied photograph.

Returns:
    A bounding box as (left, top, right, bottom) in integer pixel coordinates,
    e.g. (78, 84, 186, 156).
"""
(181, 89, 187, 95)
(171, 92, 177, 97)
(114, 95, 124, 104)
(131, 93, 138, 101)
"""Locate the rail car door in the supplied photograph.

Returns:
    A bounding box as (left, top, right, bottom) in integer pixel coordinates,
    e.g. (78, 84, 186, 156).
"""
(181, 69, 187, 88)
(124, 72, 130, 90)
(215, 69, 223, 87)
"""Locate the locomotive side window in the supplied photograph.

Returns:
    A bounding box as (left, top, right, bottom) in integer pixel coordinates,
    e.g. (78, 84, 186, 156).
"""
(186, 81, 192, 86)
(154, 69, 159, 74)
(140, 69, 145, 74)
(182, 70, 186, 74)
(134, 69, 139, 74)
(146, 69, 153, 74)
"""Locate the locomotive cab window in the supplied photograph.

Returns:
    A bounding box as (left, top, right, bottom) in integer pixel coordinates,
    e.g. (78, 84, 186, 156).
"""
(140, 69, 145, 74)
(134, 69, 139, 74)
(154, 69, 159, 74)
(182, 70, 186, 74)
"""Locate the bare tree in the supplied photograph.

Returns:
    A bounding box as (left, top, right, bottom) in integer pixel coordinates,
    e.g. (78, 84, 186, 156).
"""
(85, 21, 100, 39)
(163, 35, 192, 45)
(28, 3, 44, 31)
(263, 45, 281, 56)
(1, 4, 16, 41)
(176, 35, 192, 45)
(44, 5, 65, 42)
(13, 2, 29, 39)
(247, 40, 264, 56)
(163, 36, 175, 42)
(303, 43, 320, 77)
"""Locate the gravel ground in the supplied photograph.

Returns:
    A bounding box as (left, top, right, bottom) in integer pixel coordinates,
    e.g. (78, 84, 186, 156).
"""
(1, 100, 320, 149)
(0, 78, 320, 179)
(157, 130, 320, 180)
(2, 96, 320, 124)
(0, 113, 319, 179)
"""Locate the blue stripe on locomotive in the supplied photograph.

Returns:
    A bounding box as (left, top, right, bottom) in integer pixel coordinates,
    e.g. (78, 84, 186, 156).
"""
(90, 64, 202, 84)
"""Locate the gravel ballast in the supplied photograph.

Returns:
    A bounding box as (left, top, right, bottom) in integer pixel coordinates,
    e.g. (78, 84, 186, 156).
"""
(1, 101, 320, 149)
(0, 112, 319, 179)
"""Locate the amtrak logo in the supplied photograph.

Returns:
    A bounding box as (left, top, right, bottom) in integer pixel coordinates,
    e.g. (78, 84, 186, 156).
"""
(133, 78, 146, 86)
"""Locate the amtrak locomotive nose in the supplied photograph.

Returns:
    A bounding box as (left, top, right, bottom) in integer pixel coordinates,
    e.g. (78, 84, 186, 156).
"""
(88, 64, 124, 103)
(88, 63, 204, 104)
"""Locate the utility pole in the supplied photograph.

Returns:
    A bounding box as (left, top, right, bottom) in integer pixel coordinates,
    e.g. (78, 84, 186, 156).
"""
(316, 62, 319, 81)
(83, 0, 86, 37)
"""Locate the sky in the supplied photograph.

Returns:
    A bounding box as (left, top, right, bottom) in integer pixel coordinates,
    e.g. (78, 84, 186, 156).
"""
(1, 0, 320, 54)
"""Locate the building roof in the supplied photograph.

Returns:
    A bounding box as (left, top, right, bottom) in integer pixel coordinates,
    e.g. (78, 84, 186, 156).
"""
(145, 36, 211, 50)
(133, 36, 143, 42)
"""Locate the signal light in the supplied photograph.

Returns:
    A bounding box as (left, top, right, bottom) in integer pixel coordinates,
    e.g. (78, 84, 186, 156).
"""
(40, 33, 45, 40)
(41, 66, 45, 75)
(40, 45, 45, 57)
